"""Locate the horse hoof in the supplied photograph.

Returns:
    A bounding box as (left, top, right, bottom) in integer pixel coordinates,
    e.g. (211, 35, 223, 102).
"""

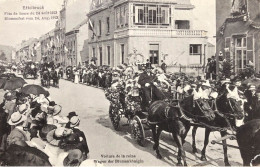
(192, 148, 198, 153)
(176, 162, 183, 166)
(225, 162, 231, 166)
(201, 155, 207, 161)
(156, 154, 162, 159)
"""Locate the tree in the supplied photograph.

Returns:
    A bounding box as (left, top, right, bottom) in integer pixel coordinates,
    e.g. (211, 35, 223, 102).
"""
(219, 59, 234, 79)
(0, 52, 7, 61)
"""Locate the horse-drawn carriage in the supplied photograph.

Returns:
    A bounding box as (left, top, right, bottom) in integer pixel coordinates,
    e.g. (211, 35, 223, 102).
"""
(40, 68, 59, 88)
(23, 62, 38, 79)
(106, 79, 247, 166)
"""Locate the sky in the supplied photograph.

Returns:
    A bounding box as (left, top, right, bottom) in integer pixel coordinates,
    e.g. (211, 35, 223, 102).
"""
(0, 0, 216, 47)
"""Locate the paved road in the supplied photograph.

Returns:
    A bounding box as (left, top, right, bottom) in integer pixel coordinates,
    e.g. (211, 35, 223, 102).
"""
(2, 76, 243, 166)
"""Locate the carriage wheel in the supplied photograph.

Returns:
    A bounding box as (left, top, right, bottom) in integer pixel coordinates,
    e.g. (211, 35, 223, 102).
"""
(131, 115, 146, 147)
(109, 105, 120, 131)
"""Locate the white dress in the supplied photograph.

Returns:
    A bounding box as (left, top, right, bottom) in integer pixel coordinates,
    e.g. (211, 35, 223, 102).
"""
(74, 71, 79, 84)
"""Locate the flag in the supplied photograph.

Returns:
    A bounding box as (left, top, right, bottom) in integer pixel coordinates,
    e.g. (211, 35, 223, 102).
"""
(35, 42, 41, 49)
(88, 19, 96, 36)
(64, 46, 68, 53)
(56, 35, 60, 43)
(31, 50, 35, 57)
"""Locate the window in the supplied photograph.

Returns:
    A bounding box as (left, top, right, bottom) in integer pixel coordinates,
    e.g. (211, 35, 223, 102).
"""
(175, 20, 190, 29)
(92, 48, 95, 58)
(149, 44, 159, 64)
(107, 46, 110, 65)
(190, 44, 202, 55)
(133, 4, 170, 26)
(106, 17, 110, 33)
(91, 21, 95, 38)
(121, 44, 124, 64)
(99, 47, 102, 65)
(98, 20, 102, 36)
(234, 36, 252, 72)
(125, 6, 128, 26)
(148, 6, 157, 24)
(116, 8, 120, 27)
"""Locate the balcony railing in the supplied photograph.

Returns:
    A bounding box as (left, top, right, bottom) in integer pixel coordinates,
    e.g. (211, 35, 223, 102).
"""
(114, 28, 207, 38)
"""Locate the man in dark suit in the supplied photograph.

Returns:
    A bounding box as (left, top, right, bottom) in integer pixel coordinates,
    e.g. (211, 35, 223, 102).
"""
(138, 64, 164, 111)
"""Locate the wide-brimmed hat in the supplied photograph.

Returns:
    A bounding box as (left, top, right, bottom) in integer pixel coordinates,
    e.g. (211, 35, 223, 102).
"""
(8, 112, 27, 126)
(249, 85, 256, 90)
(221, 78, 231, 85)
(53, 105, 62, 116)
(18, 103, 29, 114)
(54, 127, 66, 138)
(202, 80, 211, 88)
(70, 116, 80, 128)
(39, 124, 57, 141)
(63, 149, 84, 166)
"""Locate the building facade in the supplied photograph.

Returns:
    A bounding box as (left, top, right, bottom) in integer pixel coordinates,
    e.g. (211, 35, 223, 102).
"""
(40, 29, 55, 63)
(216, 0, 260, 73)
(65, 19, 89, 67)
(87, 0, 208, 68)
(16, 38, 40, 63)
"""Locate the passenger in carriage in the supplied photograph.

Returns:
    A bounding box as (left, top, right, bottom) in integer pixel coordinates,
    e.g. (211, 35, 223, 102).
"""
(138, 64, 164, 110)
(200, 80, 212, 99)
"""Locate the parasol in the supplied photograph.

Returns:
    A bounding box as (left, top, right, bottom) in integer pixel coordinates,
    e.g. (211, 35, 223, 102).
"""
(3, 77, 26, 90)
(1, 144, 51, 166)
(0, 78, 6, 88)
(21, 84, 48, 96)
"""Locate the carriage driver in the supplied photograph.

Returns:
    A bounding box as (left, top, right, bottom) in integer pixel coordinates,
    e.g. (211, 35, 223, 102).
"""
(138, 64, 164, 110)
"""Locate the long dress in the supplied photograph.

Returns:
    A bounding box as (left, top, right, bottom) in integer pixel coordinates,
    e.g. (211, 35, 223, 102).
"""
(74, 71, 79, 84)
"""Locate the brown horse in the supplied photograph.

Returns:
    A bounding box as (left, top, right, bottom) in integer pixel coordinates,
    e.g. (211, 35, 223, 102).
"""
(148, 96, 215, 166)
(191, 95, 244, 166)
(236, 119, 260, 166)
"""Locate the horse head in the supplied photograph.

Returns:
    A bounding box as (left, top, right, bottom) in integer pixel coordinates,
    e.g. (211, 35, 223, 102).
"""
(194, 98, 216, 121)
(226, 98, 244, 120)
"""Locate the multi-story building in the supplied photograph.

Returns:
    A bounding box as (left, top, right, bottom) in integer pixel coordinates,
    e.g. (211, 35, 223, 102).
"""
(40, 29, 55, 63)
(87, 0, 208, 68)
(16, 38, 40, 62)
(64, 0, 90, 67)
(65, 19, 88, 66)
(216, 0, 260, 73)
(54, 6, 66, 66)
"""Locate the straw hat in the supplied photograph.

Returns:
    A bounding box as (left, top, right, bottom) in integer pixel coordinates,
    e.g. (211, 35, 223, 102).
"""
(18, 103, 29, 114)
(202, 80, 211, 88)
(53, 105, 62, 116)
(249, 85, 256, 90)
(8, 112, 26, 126)
(221, 78, 231, 85)
(63, 149, 84, 166)
(70, 116, 80, 128)
(54, 127, 66, 138)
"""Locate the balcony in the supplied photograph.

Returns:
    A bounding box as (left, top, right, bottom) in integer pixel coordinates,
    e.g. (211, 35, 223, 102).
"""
(114, 28, 207, 38)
